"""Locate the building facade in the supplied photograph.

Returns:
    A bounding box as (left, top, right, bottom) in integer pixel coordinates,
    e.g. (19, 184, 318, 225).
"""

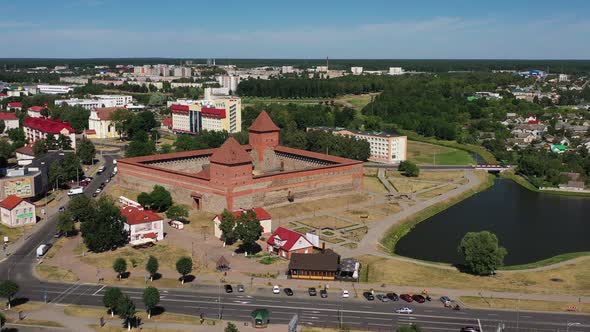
(267, 227, 314, 259)
(118, 112, 364, 213)
(171, 97, 241, 134)
(88, 107, 120, 139)
(0, 195, 36, 228)
(120, 206, 165, 243)
(212, 207, 272, 239)
(23, 117, 77, 149)
(38, 85, 74, 94)
(0, 112, 20, 133)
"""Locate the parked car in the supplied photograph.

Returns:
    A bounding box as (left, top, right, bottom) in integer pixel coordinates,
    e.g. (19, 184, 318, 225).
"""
(224, 285, 233, 293)
(440, 296, 451, 305)
(308, 288, 317, 296)
(363, 292, 375, 301)
(79, 181, 90, 187)
(54, 231, 63, 238)
(460, 327, 480, 332)
(95, 188, 101, 194)
(237, 285, 245, 293)
(105, 178, 111, 183)
(395, 307, 413, 314)
(58, 206, 66, 212)
(284, 288, 294, 296)
(400, 294, 413, 302)
(412, 294, 426, 303)
(99, 183, 105, 189)
(376, 294, 389, 302)
(320, 289, 328, 298)
(84, 177, 93, 182)
(272, 285, 280, 294)
(386, 293, 399, 301)
(97, 166, 105, 174)
(342, 290, 349, 298)
(92, 193, 98, 198)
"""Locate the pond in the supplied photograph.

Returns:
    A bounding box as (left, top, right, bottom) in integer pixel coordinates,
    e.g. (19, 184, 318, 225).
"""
(395, 178, 590, 265)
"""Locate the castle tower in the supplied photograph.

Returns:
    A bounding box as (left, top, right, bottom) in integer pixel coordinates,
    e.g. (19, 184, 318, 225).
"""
(248, 111, 280, 163)
(208, 137, 253, 190)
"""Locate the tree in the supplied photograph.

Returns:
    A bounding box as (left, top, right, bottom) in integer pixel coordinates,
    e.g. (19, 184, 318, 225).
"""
(218, 209, 236, 244)
(165, 205, 189, 222)
(145, 256, 159, 282)
(396, 324, 422, 332)
(458, 231, 507, 275)
(137, 192, 153, 209)
(7, 128, 26, 148)
(149, 185, 172, 212)
(45, 134, 58, 150)
(67, 195, 93, 222)
(116, 294, 136, 331)
(0, 312, 5, 329)
(76, 138, 96, 164)
(142, 286, 160, 319)
(175, 256, 193, 284)
(234, 211, 263, 252)
(40, 107, 50, 117)
(399, 161, 419, 177)
(225, 322, 239, 332)
(103, 287, 123, 317)
(0, 139, 14, 168)
(126, 137, 156, 157)
(57, 211, 75, 236)
(0, 120, 5, 134)
(80, 196, 128, 252)
(32, 139, 48, 156)
(58, 134, 72, 150)
(0, 280, 19, 309)
(113, 258, 127, 280)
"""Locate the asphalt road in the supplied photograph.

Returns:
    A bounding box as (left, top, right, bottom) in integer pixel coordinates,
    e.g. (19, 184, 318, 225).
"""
(1, 153, 589, 331)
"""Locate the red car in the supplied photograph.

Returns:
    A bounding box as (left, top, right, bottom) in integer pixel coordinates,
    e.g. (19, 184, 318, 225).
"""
(412, 294, 426, 303)
(400, 294, 413, 302)
(79, 181, 90, 187)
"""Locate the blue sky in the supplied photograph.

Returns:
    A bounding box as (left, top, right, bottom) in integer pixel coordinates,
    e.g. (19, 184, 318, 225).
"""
(2, 0, 590, 59)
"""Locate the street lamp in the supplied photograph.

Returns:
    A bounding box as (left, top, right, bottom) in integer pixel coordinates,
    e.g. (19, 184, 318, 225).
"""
(567, 322, 581, 332)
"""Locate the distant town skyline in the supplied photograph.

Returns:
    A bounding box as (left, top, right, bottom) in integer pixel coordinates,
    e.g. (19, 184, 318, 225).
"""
(2, 0, 590, 59)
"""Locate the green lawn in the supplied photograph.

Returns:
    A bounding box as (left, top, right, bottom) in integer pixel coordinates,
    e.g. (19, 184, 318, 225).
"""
(407, 141, 474, 165)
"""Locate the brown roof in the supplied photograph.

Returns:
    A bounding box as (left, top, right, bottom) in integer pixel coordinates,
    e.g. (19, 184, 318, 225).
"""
(94, 107, 123, 121)
(248, 111, 280, 133)
(288, 249, 340, 272)
(15, 145, 35, 156)
(209, 137, 252, 165)
(0, 195, 26, 210)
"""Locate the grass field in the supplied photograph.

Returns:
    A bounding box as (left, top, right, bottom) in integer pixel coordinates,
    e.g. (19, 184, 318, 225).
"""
(102, 183, 141, 202)
(368, 203, 402, 216)
(460, 296, 588, 313)
(417, 184, 458, 199)
(336, 209, 385, 223)
(360, 255, 590, 295)
(35, 264, 79, 282)
(334, 94, 376, 110)
(363, 176, 389, 194)
(299, 216, 356, 230)
(268, 194, 370, 219)
(6, 317, 64, 328)
(0, 224, 34, 243)
(389, 178, 437, 193)
(407, 141, 474, 165)
(184, 210, 216, 235)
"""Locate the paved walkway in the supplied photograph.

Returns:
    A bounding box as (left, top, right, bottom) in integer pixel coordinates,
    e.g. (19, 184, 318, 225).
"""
(377, 168, 397, 193)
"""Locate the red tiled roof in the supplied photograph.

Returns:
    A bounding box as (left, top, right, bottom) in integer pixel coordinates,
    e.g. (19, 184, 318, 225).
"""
(171, 104, 190, 114)
(201, 107, 226, 119)
(267, 227, 311, 251)
(120, 206, 162, 225)
(195, 167, 210, 180)
(0, 195, 25, 210)
(7, 102, 22, 108)
(93, 107, 122, 120)
(209, 137, 252, 165)
(28, 106, 45, 112)
(23, 117, 75, 134)
(15, 144, 34, 156)
(216, 207, 272, 222)
(248, 111, 280, 132)
(0, 112, 17, 120)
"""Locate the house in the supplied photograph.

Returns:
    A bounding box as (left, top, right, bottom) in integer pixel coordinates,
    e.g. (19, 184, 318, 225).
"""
(15, 145, 35, 165)
(267, 227, 314, 259)
(212, 207, 272, 239)
(27, 105, 47, 118)
(0, 112, 20, 133)
(23, 117, 77, 149)
(120, 206, 164, 244)
(87, 107, 122, 139)
(7, 102, 22, 111)
(288, 249, 340, 280)
(0, 195, 36, 228)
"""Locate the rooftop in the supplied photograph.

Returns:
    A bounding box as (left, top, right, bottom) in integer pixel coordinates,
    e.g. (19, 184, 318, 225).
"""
(23, 117, 75, 134)
(0, 195, 26, 210)
(248, 111, 280, 133)
(209, 137, 252, 165)
(120, 206, 162, 225)
(288, 249, 340, 271)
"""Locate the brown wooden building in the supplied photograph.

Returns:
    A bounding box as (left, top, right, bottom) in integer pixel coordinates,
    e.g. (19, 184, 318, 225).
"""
(288, 249, 340, 280)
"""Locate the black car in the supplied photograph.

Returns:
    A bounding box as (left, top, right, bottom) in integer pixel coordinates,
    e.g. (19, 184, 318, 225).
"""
(99, 183, 106, 189)
(460, 327, 480, 332)
(363, 292, 375, 301)
(386, 293, 399, 301)
(92, 192, 98, 197)
(224, 285, 233, 293)
(284, 288, 294, 296)
(320, 289, 328, 298)
(308, 287, 317, 296)
(58, 206, 66, 212)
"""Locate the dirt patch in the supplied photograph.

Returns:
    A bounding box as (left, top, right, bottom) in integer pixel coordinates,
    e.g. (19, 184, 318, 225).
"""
(363, 176, 388, 194)
(299, 216, 356, 230)
(268, 194, 370, 219)
(336, 209, 385, 223)
(417, 184, 458, 199)
(367, 203, 401, 216)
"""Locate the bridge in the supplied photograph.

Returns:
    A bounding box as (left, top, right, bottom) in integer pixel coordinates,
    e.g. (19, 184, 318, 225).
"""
(474, 164, 513, 172)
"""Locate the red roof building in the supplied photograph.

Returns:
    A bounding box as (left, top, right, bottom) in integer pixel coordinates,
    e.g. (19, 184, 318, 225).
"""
(0, 195, 36, 228)
(249, 111, 280, 132)
(7, 102, 22, 110)
(209, 137, 252, 165)
(161, 117, 172, 129)
(171, 104, 190, 114)
(23, 117, 77, 149)
(120, 206, 164, 242)
(0, 195, 25, 210)
(213, 207, 272, 238)
(201, 108, 226, 119)
(267, 227, 314, 259)
(0, 112, 18, 120)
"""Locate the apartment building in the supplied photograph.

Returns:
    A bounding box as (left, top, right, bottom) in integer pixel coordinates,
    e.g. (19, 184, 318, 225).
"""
(23, 117, 77, 149)
(91, 95, 133, 107)
(37, 84, 74, 94)
(171, 97, 242, 134)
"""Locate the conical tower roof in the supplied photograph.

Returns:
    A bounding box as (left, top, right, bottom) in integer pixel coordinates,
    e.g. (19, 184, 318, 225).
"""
(248, 111, 280, 132)
(209, 137, 251, 165)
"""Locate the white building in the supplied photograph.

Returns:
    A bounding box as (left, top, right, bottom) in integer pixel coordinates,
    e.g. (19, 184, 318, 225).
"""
(0, 112, 20, 132)
(173, 67, 192, 78)
(171, 96, 242, 134)
(120, 206, 164, 244)
(213, 208, 272, 239)
(54, 98, 117, 110)
(316, 66, 328, 73)
(351, 67, 364, 75)
(23, 117, 77, 149)
(389, 67, 404, 75)
(281, 66, 294, 74)
(91, 95, 133, 107)
(37, 84, 74, 95)
(559, 74, 569, 82)
(88, 107, 120, 139)
(0, 195, 36, 228)
(217, 75, 241, 92)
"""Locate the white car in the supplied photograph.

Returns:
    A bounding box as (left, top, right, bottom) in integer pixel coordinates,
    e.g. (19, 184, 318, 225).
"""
(395, 307, 413, 314)
(272, 285, 280, 294)
(342, 290, 349, 298)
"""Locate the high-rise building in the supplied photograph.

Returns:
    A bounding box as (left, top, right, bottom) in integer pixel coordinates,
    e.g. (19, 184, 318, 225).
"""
(171, 97, 242, 134)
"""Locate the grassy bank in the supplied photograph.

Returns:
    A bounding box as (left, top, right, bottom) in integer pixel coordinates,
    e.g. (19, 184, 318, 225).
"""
(500, 252, 590, 270)
(407, 141, 474, 165)
(501, 171, 590, 197)
(380, 171, 494, 253)
(460, 296, 588, 313)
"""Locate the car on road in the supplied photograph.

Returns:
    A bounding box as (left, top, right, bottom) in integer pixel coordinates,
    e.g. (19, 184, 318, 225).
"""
(237, 285, 245, 292)
(400, 294, 413, 302)
(97, 166, 105, 174)
(412, 294, 426, 303)
(84, 177, 93, 181)
(342, 290, 349, 298)
(395, 307, 413, 314)
(95, 188, 101, 194)
(58, 206, 66, 212)
(440, 296, 451, 304)
(320, 289, 328, 298)
(272, 285, 280, 294)
(105, 178, 110, 183)
(376, 294, 389, 302)
(386, 293, 399, 301)
(79, 181, 90, 187)
(224, 285, 233, 293)
(54, 231, 63, 238)
(308, 288, 317, 296)
(284, 288, 294, 296)
(460, 327, 480, 332)
(99, 183, 106, 189)
(363, 292, 375, 301)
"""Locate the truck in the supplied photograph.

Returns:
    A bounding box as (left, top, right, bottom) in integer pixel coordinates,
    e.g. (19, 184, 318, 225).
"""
(67, 187, 84, 196)
(36, 244, 49, 258)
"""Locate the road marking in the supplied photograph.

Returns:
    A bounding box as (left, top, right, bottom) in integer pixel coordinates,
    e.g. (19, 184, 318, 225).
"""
(92, 285, 105, 295)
